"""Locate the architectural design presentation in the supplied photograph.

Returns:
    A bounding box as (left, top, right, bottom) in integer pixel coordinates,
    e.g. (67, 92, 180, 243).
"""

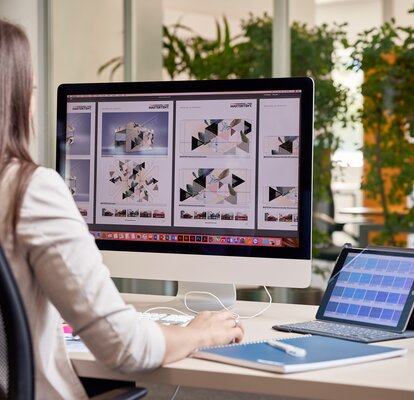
(180, 119, 252, 155)
(180, 168, 249, 205)
(265, 186, 298, 206)
(63, 88, 305, 235)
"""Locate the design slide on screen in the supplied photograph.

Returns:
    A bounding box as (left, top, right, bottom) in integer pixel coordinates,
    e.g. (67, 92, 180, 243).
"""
(257, 98, 300, 231)
(263, 136, 299, 156)
(174, 99, 257, 229)
(179, 119, 252, 156)
(177, 167, 251, 229)
(95, 101, 174, 226)
(65, 102, 96, 223)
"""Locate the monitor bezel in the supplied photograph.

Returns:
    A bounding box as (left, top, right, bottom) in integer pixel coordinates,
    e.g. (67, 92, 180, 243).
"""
(56, 77, 313, 262)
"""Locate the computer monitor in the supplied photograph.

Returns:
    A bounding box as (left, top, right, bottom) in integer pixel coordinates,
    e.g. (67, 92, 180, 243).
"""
(56, 77, 314, 310)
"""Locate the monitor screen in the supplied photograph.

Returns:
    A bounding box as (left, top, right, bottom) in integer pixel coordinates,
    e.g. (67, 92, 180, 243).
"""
(56, 77, 314, 306)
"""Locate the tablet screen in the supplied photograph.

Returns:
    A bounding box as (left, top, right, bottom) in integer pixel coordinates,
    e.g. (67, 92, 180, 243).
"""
(316, 247, 414, 332)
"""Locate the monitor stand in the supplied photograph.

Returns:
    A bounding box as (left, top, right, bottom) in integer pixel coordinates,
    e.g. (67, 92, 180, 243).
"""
(176, 281, 237, 312)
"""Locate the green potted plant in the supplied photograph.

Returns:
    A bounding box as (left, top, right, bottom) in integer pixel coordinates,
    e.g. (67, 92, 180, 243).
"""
(349, 11, 414, 246)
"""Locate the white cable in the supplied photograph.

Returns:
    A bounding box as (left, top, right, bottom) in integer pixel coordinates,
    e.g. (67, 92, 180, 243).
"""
(183, 290, 237, 315)
(183, 286, 273, 320)
(170, 385, 180, 400)
(236, 285, 273, 320)
(141, 286, 273, 321)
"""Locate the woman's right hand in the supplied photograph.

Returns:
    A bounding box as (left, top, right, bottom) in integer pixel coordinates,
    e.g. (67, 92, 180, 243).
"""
(187, 310, 244, 348)
(159, 310, 244, 365)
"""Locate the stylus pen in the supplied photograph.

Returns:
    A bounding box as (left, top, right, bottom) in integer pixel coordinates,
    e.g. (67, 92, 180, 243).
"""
(266, 339, 307, 357)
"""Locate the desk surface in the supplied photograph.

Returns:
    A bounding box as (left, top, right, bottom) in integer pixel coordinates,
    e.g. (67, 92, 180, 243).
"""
(70, 294, 414, 400)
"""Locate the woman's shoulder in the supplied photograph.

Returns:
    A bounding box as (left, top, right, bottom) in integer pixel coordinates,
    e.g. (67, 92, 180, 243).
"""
(1, 162, 61, 195)
(25, 166, 76, 210)
(32, 166, 63, 180)
(29, 166, 68, 190)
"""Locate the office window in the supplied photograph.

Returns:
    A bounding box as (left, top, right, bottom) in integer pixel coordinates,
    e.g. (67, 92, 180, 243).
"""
(51, 0, 124, 85)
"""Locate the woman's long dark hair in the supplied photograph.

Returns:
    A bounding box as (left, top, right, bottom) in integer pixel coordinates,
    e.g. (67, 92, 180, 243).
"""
(0, 19, 38, 245)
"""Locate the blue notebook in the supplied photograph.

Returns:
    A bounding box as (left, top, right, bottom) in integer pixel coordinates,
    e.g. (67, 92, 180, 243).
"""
(192, 335, 406, 373)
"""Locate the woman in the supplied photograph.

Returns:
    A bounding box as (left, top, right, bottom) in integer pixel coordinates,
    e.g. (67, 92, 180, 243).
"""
(0, 19, 243, 399)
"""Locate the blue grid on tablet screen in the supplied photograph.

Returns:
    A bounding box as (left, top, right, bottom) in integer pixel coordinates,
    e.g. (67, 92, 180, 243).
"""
(323, 254, 414, 327)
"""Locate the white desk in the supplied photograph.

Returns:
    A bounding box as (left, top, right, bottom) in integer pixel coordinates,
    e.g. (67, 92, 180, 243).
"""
(70, 294, 414, 400)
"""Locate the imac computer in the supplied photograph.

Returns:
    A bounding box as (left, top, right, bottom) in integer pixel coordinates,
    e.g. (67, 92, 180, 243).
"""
(56, 77, 314, 310)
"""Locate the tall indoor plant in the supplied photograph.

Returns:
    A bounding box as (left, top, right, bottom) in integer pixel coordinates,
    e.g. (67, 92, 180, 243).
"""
(350, 13, 414, 245)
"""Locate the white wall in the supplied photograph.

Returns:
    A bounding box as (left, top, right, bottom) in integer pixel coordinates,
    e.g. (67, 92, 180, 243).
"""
(163, 0, 315, 40)
(316, 0, 382, 40)
(0, 1, 40, 77)
(51, 0, 123, 86)
(290, 0, 316, 25)
(0, 0, 46, 165)
(393, 0, 414, 25)
(316, 0, 414, 39)
(48, 0, 123, 168)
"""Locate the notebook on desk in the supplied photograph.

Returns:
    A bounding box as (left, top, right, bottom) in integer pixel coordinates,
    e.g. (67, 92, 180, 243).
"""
(274, 246, 414, 343)
(193, 335, 407, 374)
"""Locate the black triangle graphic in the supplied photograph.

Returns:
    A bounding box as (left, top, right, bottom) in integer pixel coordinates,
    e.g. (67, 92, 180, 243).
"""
(280, 140, 293, 154)
(180, 188, 192, 201)
(205, 121, 218, 135)
(192, 136, 203, 150)
(269, 187, 277, 202)
(244, 120, 252, 134)
(194, 175, 206, 189)
(231, 174, 245, 188)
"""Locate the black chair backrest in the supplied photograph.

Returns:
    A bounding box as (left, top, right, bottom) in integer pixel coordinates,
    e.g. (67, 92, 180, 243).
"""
(0, 245, 34, 400)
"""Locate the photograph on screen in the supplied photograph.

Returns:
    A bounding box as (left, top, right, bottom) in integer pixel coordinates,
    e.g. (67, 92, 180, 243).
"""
(179, 119, 252, 156)
(100, 111, 169, 156)
(65, 159, 91, 202)
(66, 113, 92, 156)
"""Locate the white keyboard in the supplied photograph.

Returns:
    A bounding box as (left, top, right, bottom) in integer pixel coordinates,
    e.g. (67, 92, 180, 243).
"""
(136, 311, 194, 326)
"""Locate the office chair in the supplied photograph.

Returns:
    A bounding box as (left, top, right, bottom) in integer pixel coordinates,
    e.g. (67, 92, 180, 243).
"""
(0, 245, 34, 400)
(0, 245, 147, 400)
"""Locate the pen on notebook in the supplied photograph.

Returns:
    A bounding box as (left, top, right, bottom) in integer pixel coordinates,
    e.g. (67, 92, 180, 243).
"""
(266, 339, 307, 357)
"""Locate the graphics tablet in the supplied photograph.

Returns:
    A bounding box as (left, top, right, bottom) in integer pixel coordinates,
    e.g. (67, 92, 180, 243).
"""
(274, 246, 414, 342)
